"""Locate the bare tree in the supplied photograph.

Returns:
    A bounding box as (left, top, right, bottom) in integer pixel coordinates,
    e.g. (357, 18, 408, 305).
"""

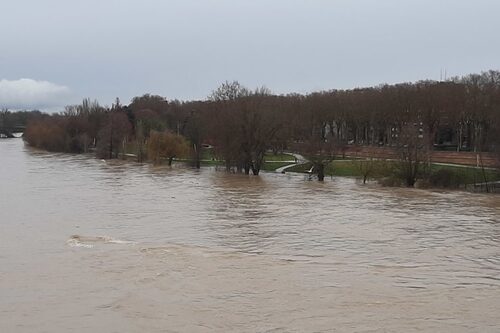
(296, 132, 337, 181)
(395, 123, 430, 187)
(96, 109, 132, 159)
(357, 158, 377, 184)
(208, 81, 249, 102)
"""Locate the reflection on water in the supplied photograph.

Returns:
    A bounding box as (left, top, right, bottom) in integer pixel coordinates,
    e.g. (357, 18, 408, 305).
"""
(1, 139, 500, 332)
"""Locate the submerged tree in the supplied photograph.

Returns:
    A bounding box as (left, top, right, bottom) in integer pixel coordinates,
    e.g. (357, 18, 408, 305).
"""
(22, 69, 500, 187)
(207, 82, 280, 175)
(96, 109, 132, 159)
(356, 158, 378, 184)
(239, 89, 281, 175)
(148, 130, 189, 165)
(183, 107, 206, 169)
(297, 133, 338, 181)
(395, 123, 430, 187)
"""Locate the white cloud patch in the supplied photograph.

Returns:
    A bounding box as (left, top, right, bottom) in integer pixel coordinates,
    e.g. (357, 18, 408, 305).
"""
(0, 78, 71, 110)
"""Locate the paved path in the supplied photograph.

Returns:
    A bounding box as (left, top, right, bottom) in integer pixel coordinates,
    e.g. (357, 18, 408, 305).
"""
(275, 153, 309, 173)
(432, 162, 498, 170)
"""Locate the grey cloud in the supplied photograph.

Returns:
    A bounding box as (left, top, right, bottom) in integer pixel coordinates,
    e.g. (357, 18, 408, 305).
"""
(0, 79, 71, 111)
(1, 0, 499, 106)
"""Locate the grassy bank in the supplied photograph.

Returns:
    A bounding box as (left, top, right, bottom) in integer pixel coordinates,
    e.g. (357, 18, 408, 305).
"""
(263, 153, 295, 162)
(280, 159, 500, 186)
(123, 145, 500, 188)
(142, 150, 296, 169)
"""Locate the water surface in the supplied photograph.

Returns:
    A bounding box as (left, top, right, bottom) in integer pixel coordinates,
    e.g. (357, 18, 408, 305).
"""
(1, 139, 500, 332)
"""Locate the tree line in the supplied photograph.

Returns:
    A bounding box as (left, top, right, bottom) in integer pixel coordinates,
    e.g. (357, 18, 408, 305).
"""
(22, 70, 500, 184)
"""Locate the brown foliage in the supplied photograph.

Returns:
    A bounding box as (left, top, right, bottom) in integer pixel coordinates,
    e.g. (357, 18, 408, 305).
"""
(24, 116, 68, 151)
(96, 111, 132, 159)
(147, 130, 189, 165)
(23, 70, 500, 182)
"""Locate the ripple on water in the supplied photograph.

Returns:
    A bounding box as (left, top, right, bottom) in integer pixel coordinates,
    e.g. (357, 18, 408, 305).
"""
(2, 139, 500, 332)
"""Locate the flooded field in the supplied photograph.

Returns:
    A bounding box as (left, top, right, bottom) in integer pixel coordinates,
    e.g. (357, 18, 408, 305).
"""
(1, 139, 500, 332)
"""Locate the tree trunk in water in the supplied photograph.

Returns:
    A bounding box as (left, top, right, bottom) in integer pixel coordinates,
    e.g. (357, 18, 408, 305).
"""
(193, 144, 201, 169)
(122, 139, 126, 159)
(108, 138, 113, 160)
(168, 157, 174, 166)
(406, 177, 416, 187)
(251, 158, 261, 175)
(316, 163, 325, 181)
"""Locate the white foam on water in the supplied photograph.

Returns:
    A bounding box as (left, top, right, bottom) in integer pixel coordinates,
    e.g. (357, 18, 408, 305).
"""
(66, 235, 136, 248)
(66, 238, 94, 248)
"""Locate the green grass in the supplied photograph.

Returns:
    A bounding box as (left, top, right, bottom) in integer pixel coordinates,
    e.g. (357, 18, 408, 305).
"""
(261, 161, 294, 172)
(327, 161, 364, 177)
(200, 148, 215, 161)
(263, 153, 295, 162)
(284, 160, 388, 177)
(328, 160, 394, 178)
(199, 160, 223, 166)
(430, 164, 500, 184)
(124, 144, 500, 185)
(282, 159, 500, 184)
(199, 150, 295, 163)
(285, 163, 313, 173)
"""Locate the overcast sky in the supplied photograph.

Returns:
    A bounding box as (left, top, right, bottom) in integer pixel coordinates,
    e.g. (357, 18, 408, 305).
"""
(1, 0, 499, 111)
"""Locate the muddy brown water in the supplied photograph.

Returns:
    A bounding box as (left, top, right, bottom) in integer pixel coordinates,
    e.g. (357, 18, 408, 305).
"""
(1, 139, 500, 332)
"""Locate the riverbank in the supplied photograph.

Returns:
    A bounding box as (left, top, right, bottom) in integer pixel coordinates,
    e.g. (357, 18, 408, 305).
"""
(21, 137, 500, 192)
(276, 159, 500, 191)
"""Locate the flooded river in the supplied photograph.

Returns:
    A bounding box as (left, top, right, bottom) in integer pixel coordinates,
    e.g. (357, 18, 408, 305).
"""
(1, 139, 500, 332)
